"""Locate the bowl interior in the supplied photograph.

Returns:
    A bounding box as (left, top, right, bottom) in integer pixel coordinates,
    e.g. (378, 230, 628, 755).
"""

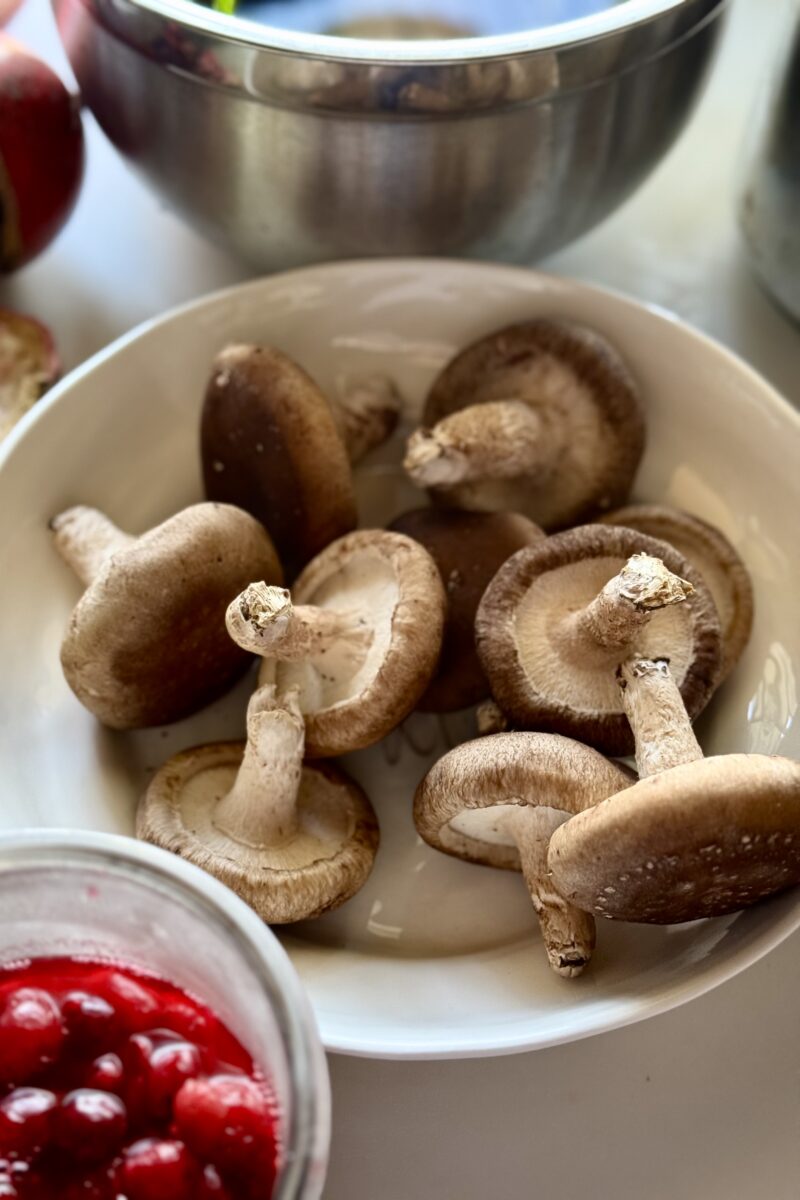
(0, 260, 798, 1058)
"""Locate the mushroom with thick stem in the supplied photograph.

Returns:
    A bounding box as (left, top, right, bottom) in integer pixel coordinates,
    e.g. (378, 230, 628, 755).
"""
(52, 502, 283, 730)
(413, 732, 635, 977)
(476, 524, 723, 757)
(403, 320, 645, 530)
(226, 529, 446, 757)
(137, 686, 379, 922)
(201, 344, 400, 579)
(388, 507, 545, 712)
(599, 504, 754, 680)
(548, 658, 800, 923)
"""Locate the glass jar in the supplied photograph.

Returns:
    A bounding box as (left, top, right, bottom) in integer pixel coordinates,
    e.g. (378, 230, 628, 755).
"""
(0, 829, 330, 1199)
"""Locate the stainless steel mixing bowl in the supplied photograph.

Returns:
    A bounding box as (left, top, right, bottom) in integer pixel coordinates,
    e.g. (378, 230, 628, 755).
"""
(55, 0, 728, 269)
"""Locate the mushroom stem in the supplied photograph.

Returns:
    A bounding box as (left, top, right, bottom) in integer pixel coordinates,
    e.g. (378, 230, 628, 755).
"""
(332, 376, 401, 464)
(227, 582, 373, 663)
(506, 805, 596, 978)
(617, 658, 703, 778)
(214, 687, 303, 847)
(50, 505, 136, 586)
(403, 400, 560, 488)
(557, 554, 694, 662)
(475, 699, 509, 736)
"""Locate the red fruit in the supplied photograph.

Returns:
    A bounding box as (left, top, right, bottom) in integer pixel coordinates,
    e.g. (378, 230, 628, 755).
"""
(173, 1075, 277, 1181)
(0, 34, 84, 271)
(93, 972, 159, 1034)
(0, 308, 59, 443)
(62, 991, 120, 1054)
(54, 1090, 127, 1164)
(115, 1138, 199, 1200)
(144, 1041, 206, 1122)
(0, 1089, 57, 1156)
(159, 999, 211, 1043)
(84, 1053, 125, 1094)
(0, 989, 63, 1085)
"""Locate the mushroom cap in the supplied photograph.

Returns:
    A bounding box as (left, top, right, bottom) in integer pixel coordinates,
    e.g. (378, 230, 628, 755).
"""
(548, 754, 800, 923)
(259, 529, 446, 756)
(413, 731, 634, 870)
(137, 740, 379, 923)
(476, 524, 722, 756)
(422, 319, 645, 529)
(599, 504, 754, 679)
(388, 507, 544, 712)
(201, 344, 357, 580)
(61, 503, 282, 730)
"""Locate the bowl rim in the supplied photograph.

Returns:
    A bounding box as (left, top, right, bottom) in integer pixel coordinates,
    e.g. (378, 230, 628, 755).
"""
(111, 0, 721, 63)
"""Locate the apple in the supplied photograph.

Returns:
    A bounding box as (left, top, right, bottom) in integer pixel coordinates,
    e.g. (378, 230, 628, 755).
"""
(0, 33, 84, 271)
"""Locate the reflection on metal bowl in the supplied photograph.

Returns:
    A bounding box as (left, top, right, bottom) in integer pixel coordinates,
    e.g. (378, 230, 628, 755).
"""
(55, 0, 728, 270)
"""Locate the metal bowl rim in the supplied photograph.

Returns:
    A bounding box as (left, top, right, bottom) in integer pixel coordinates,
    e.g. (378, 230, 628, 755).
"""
(113, 0, 726, 62)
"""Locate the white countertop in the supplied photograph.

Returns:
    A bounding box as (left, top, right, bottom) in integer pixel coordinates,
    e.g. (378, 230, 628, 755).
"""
(5, 0, 800, 1196)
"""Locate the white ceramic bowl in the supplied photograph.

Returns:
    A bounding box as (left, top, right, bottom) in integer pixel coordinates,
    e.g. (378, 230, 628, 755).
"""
(1, 260, 798, 1059)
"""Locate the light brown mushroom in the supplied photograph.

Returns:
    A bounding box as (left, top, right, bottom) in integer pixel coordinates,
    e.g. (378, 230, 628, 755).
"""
(388, 507, 544, 711)
(201, 345, 398, 579)
(137, 686, 379, 922)
(413, 732, 634, 976)
(599, 504, 753, 679)
(52, 502, 282, 730)
(225, 530, 446, 757)
(475, 524, 722, 756)
(548, 658, 800, 923)
(403, 320, 645, 530)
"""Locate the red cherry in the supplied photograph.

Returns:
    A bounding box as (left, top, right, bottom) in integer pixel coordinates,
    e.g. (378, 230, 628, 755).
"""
(93, 973, 159, 1035)
(54, 1090, 127, 1164)
(84, 1053, 125, 1094)
(145, 1041, 206, 1122)
(0, 989, 63, 1085)
(158, 999, 210, 1044)
(173, 1075, 277, 1181)
(62, 992, 120, 1053)
(0, 1088, 57, 1156)
(115, 1138, 199, 1200)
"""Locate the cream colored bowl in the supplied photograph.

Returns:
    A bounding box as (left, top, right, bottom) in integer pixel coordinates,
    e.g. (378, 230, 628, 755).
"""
(0, 260, 797, 1059)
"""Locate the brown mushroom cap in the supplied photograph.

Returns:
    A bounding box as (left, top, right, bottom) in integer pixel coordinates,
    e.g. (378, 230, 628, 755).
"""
(201, 344, 357, 579)
(388, 508, 544, 711)
(548, 754, 800, 923)
(414, 731, 633, 869)
(599, 504, 754, 679)
(409, 319, 644, 530)
(137, 688, 378, 922)
(414, 731, 634, 976)
(234, 530, 446, 756)
(55, 502, 282, 730)
(475, 524, 722, 756)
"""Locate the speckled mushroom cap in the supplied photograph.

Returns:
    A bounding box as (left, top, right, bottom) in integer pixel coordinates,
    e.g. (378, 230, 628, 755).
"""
(201, 344, 357, 579)
(599, 504, 754, 680)
(405, 319, 645, 530)
(137, 687, 379, 923)
(413, 731, 634, 870)
(475, 524, 722, 756)
(388, 507, 544, 712)
(54, 502, 283, 730)
(231, 529, 446, 757)
(548, 754, 800, 923)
